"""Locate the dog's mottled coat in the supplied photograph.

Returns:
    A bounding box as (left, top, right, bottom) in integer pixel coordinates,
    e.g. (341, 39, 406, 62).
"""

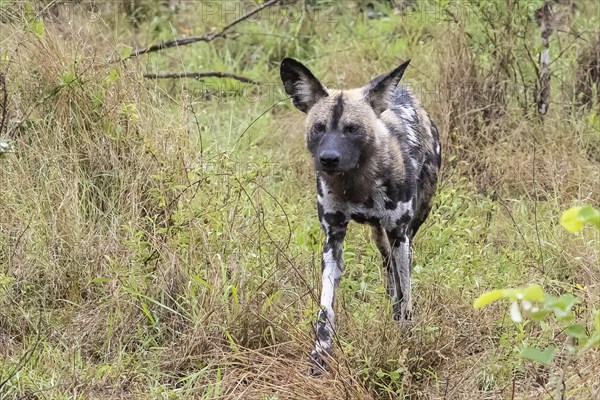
(280, 58, 441, 373)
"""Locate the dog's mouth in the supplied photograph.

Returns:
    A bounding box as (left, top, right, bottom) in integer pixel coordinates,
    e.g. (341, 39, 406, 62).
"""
(318, 162, 360, 176)
(321, 169, 345, 176)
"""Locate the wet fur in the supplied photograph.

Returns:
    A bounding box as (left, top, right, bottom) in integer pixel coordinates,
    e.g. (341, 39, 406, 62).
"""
(280, 58, 441, 375)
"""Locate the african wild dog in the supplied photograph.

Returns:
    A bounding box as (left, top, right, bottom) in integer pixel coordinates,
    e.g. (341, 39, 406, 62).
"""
(280, 58, 441, 373)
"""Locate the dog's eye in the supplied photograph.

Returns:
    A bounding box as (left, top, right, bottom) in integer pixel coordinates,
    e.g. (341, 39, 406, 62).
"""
(314, 123, 326, 133)
(345, 124, 360, 134)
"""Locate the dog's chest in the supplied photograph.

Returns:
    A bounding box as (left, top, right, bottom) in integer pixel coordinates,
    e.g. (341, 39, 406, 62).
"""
(319, 181, 414, 231)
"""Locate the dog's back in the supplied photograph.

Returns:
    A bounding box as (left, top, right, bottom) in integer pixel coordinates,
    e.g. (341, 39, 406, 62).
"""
(381, 85, 441, 237)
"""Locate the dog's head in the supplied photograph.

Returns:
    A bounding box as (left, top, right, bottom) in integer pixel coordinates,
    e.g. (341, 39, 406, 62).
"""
(280, 58, 410, 174)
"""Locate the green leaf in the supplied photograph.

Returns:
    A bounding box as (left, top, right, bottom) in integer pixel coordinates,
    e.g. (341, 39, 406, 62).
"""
(389, 370, 401, 381)
(425, 325, 439, 333)
(0, 51, 10, 64)
(60, 71, 77, 86)
(519, 346, 556, 365)
(530, 309, 551, 321)
(24, 1, 34, 15)
(587, 334, 600, 349)
(474, 285, 545, 309)
(582, 311, 600, 351)
(107, 68, 120, 83)
(578, 205, 600, 230)
(545, 294, 577, 319)
(565, 324, 586, 339)
(120, 103, 139, 121)
(120, 45, 133, 60)
(140, 301, 155, 325)
(561, 205, 600, 233)
(29, 18, 45, 38)
(474, 289, 505, 308)
(561, 206, 585, 232)
(519, 285, 545, 302)
(0, 274, 15, 285)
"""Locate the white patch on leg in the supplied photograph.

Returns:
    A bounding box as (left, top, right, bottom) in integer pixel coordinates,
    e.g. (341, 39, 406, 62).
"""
(321, 248, 340, 318)
(313, 246, 342, 359)
(396, 240, 413, 320)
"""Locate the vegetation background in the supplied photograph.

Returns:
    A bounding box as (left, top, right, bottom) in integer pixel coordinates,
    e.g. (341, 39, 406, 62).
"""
(0, 0, 598, 398)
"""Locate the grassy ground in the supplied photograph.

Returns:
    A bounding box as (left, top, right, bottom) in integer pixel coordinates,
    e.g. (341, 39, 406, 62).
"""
(1, 1, 599, 399)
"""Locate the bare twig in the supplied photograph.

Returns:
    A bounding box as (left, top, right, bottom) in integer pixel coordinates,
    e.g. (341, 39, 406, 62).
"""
(0, 73, 8, 136)
(143, 71, 258, 85)
(123, 0, 279, 60)
(535, 2, 554, 115)
(235, 98, 286, 145)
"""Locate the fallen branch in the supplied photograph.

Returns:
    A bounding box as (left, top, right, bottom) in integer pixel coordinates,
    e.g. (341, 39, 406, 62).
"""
(143, 72, 258, 85)
(124, 0, 279, 60)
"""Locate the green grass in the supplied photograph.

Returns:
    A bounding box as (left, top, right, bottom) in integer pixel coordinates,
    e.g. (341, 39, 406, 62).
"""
(1, 1, 599, 399)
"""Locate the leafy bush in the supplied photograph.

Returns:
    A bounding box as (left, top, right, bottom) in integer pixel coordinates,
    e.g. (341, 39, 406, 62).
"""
(474, 205, 600, 396)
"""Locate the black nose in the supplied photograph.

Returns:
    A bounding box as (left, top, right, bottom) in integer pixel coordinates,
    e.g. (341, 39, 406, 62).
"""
(319, 150, 340, 169)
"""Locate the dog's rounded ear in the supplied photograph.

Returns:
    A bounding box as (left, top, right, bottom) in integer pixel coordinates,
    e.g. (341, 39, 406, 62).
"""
(280, 58, 328, 113)
(364, 59, 411, 116)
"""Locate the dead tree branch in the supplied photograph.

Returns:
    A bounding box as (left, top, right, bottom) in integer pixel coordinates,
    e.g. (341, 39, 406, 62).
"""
(123, 0, 279, 60)
(143, 71, 258, 85)
(0, 73, 8, 137)
(535, 2, 554, 115)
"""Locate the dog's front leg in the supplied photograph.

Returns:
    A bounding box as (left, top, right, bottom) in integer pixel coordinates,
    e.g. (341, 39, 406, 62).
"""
(309, 219, 348, 375)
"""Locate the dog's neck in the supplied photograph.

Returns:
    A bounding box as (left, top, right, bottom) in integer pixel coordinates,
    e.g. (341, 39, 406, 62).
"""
(318, 154, 381, 204)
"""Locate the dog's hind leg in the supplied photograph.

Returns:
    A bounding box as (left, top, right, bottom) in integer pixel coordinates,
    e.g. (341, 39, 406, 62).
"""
(387, 231, 413, 324)
(371, 225, 400, 303)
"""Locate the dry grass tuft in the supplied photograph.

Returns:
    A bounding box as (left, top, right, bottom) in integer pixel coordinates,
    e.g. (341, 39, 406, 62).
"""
(574, 32, 600, 108)
(434, 28, 506, 143)
(216, 344, 372, 399)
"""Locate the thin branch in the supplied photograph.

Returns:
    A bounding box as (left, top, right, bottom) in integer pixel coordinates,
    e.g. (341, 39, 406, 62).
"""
(0, 73, 8, 136)
(235, 98, 286, 145)
(549, 37, 583, 67)
(123, 0, 279, 60)
(143, 71, 258, 85)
